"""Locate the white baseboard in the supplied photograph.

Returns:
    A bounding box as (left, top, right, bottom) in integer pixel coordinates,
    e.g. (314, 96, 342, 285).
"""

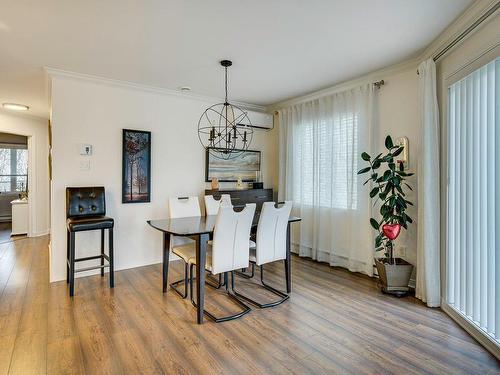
(31, 229, 50, 237)
(50, 251, 182, 282)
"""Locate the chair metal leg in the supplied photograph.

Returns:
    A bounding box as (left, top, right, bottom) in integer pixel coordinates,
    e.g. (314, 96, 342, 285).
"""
(69, 231, 75, 297)
(170, 262, 189, 298)
(206, 273, 225, 289)
(171, 262, 221, 298)
(233, 264, 289, 308)
(190, 265, 251, 323)
(109, 228, 114, 288)
(235, 263, 255, 279)
(66, 230, 70, 283)
(100, 229, 105, 277)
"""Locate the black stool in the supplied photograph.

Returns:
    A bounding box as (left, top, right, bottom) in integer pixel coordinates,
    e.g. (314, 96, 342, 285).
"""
(66, 186, 114, 297)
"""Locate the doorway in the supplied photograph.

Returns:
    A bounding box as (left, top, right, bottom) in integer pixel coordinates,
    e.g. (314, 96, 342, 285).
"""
(0, 132, 28, 242)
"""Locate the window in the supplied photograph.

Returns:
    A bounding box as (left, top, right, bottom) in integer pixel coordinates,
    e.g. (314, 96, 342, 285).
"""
(0, 144, 28, 193)
(293, 114, 358, 209)
(446, 57, 499, 344)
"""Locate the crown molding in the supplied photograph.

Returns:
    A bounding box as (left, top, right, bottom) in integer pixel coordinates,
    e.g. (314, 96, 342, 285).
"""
(419, 0, 498, 61)
(44, 67, 267, 113)
(267, 57, 420, 111)
(268, 0, 498, 111)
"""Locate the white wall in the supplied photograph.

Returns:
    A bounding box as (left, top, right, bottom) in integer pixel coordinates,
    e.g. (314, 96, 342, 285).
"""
(49, 75, 278, 282)
(0, 110, 50, 236)
(376, 67, 419, 266)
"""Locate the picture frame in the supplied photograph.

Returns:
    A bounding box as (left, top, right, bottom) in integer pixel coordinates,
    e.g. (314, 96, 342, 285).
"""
(122, 129, 151, 203)
(205, 148, 261, 182)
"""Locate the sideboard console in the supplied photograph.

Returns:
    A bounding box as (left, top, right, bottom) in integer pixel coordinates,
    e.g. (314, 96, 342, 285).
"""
(204, 188, 273, 212)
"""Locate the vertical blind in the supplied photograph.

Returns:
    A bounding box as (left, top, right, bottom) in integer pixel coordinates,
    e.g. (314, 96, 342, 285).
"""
(446, 57, 499, 344)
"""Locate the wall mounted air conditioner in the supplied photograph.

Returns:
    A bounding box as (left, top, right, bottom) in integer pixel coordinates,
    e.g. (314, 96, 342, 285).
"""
(238, 110, 274, 130)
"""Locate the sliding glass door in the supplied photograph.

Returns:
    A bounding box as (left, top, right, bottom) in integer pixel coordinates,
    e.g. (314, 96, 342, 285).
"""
(446, 57, 499, 345)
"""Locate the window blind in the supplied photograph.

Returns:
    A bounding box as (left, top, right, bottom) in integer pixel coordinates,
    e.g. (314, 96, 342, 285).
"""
(446, 57, 499, 344)
(293, 114, 358, 209)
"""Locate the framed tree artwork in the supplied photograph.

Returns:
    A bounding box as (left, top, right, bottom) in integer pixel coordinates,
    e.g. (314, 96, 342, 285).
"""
(122, 129, 151, 203)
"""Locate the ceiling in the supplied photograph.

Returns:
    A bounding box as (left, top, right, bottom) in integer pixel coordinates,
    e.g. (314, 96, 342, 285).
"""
(0, 0, 473, 118)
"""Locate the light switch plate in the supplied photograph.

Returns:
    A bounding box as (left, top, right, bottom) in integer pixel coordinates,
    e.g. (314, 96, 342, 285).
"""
(79, 144, 93, 156)
(79, 159, 90, 171)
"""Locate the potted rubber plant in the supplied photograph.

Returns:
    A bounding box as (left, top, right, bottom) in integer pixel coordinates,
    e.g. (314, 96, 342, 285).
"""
(358, 135, 414, 296)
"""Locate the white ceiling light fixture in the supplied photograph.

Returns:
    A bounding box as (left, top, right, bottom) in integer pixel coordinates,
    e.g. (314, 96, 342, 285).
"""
(2, 103, 29, 111)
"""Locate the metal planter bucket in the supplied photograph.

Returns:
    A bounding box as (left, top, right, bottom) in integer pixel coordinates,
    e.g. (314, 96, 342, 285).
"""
(375, 258, 414, 297)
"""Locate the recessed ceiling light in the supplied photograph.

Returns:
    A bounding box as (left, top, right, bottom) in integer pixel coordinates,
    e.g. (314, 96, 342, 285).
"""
(179, 86, 191, 92)
(2, 103, 29, 111)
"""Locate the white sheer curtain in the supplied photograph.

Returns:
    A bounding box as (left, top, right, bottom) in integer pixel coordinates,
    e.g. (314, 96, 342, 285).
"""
(416, 59, 441, 307)
(278, 84, 375, 276)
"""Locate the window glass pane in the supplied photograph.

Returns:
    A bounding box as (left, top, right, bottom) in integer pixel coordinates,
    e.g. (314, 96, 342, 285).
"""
(0, 146, 27, 193)
(16, 149, 28, 175)
(293, 113, 358, 209)
(0, 148, 11, 192)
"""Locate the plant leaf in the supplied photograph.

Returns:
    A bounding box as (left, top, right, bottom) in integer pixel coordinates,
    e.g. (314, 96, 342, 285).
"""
(357, 167, 371, 175)
(385, 135, 394, 149)
(370, 218, 379, 230)
(361, 152, 371, 161)
(370, 187, 379, 198)
(392, 147, 404, 157)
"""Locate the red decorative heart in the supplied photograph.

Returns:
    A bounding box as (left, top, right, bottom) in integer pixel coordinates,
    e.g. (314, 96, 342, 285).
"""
(382, 223, 401, 240)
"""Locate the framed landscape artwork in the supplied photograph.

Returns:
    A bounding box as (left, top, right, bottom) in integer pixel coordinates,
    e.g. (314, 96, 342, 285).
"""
(206, 148, 261, 182)
(122, 129, 151, 203)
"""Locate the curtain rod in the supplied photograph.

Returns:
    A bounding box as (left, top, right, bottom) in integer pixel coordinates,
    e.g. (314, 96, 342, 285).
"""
(416, 0, 499, 76)
(274, 79, 385, 114)
(433, 1, 499, 62)
(373, 80, 385, 89)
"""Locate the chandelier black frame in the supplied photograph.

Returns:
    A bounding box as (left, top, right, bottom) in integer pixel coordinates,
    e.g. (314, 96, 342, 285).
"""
(198, 60, 253, 160)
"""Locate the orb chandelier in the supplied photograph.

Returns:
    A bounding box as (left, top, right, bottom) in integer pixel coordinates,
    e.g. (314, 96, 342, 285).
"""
(198, 60, 253, 160)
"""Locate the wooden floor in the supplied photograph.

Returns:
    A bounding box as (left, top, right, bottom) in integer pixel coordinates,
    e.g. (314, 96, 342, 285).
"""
(0, 236, 498, 375)
(0, 222, 25, 244)
(0, 223, 12, 244)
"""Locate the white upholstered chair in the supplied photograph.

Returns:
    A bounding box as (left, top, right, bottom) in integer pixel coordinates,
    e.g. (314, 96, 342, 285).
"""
(204, 194, 233, 287)
(176, 203, 256, 322)
(167, 196, 201, 298)
(204, 194, 232, 216)
(234, 201, 293, 308)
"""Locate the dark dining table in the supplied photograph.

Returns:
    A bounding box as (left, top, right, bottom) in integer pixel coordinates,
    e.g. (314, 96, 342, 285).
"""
(147, 214, 301, 324)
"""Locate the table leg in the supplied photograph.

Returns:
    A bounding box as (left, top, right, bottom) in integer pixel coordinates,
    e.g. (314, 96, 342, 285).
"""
(285, 223, 291, 293)
(196, 233, 209, 324)
(163, 233, 170, 293)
